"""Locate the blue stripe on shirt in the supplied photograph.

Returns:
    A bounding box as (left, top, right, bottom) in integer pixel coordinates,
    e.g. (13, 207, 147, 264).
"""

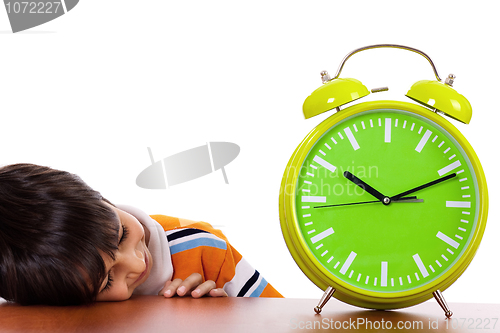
(169, 237, 227, 255)
(250, 277, 268, 297)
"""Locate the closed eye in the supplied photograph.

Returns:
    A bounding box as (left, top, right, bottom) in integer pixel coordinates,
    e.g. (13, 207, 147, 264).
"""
(120, 224, 129, 244)
(101, 224, 128, 294)
(101, 273, 114, 292)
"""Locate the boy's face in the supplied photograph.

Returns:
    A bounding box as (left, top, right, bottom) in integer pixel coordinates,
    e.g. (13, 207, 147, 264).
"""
(95, 205, 153, 301)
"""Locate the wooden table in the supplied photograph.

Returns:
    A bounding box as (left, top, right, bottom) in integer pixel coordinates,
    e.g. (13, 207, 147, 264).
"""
(1, 296, 499, 332)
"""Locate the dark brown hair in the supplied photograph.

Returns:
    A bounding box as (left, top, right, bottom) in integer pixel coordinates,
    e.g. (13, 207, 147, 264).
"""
(0, 163, 119, 305)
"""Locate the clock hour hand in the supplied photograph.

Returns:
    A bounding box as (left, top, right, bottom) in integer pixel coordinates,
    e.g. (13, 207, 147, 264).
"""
(390, 173, 457, 201)
(314, 196, 422, 209)
(343, 171, 390, 205)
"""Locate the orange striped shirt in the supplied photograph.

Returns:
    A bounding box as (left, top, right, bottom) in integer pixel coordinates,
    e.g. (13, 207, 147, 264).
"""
(150, 215, 283, 298)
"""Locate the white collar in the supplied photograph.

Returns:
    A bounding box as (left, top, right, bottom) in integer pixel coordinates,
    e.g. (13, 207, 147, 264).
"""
(116, 205, 173, 295)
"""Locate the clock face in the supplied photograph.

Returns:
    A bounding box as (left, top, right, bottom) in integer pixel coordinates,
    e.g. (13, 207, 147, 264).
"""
(294, 108, 479, 293)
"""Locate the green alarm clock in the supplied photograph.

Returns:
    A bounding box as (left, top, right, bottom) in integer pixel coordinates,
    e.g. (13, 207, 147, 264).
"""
(279, 45, 488, 317)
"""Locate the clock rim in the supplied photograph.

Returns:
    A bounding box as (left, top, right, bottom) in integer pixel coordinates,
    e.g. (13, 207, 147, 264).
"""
(279, 100, 488, 309)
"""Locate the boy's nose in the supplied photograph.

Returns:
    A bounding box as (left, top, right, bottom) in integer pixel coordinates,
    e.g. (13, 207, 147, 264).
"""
(130, 248, 146, 272)
(117, 246, 146, 275)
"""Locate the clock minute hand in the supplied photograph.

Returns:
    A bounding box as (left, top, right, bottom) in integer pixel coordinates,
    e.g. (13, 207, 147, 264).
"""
(343, 171, 389, 204)
(390, 173, 457, 200)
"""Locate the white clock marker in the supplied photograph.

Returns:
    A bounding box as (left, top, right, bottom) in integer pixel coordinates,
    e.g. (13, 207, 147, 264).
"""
(344, 127, 360, 150)
(415, 129, 432, 153)
(340, 251, 357, 275)
(446, 201, 471, 208)
(381, 261, 388, 287)
(384, 118, 391, 143)
(436, 231, 460, 249)
(311, 227, 334, 244)
(412, 254, 429, 278)
(302, 196, 326, 203)
(438, 160, 461, 176)
(313, 155, 337, 174)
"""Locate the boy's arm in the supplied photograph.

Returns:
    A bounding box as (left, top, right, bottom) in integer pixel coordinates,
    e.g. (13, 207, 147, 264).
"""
(217, 244, 283, 297)
(150, 214, 283, 298)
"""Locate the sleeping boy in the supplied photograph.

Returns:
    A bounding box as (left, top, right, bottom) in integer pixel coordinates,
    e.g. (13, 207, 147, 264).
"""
(0, 163, 282, 305)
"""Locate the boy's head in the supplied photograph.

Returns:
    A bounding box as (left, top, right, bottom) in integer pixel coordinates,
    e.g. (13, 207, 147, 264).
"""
(0, 163, 119, 305)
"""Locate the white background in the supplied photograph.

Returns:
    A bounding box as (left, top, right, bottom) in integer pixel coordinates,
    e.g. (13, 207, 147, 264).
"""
(1, 1, 498, 306)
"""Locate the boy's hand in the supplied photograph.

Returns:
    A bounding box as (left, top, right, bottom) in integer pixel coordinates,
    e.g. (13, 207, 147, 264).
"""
(159, 273, 228, 298)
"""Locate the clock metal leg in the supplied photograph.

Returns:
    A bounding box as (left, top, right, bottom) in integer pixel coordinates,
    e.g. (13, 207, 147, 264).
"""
(433, 290, 453, 318)
(314, 286, 335, 314)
